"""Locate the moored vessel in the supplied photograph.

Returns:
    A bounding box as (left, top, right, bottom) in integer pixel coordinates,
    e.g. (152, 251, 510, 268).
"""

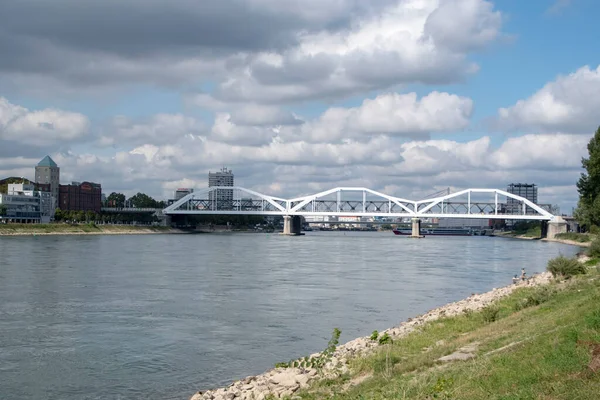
(392, 228, 473, 236)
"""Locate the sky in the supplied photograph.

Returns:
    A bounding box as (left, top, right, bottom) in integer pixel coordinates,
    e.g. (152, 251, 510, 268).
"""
(0, 0, 599, 213)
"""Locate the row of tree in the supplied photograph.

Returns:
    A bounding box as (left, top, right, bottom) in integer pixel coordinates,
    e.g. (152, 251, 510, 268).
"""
(105, 192, 166, 209)
(54, 209, 159, 224)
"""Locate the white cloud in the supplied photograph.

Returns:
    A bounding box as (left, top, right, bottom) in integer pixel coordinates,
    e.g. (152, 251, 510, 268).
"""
(491, 133, 589, 169)
(199, 91, 474, 144)
(99, 113, 206, 147)
(497, 65, 600, 134)
(424, 0, 502, 52)
(0, 97, 90, 145)
(209, 113, 283, 146)
(313, 91, 473, 138)
(215, 0, 503, 103)
(0, 0, 502, 102)
(229, 104, 304, 126)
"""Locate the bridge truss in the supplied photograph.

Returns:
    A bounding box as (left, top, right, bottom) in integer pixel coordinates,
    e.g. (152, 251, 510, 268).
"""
(163, 187, 556, 221)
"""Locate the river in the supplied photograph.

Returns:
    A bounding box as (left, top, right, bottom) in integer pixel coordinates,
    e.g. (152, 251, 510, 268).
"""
(0, 232, 580, 399)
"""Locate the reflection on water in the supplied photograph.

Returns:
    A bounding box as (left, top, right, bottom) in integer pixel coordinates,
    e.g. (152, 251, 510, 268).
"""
(0, 232, 580, 399)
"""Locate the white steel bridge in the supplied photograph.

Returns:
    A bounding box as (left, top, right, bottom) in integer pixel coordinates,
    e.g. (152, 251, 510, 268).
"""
(163, 186, 556, 221)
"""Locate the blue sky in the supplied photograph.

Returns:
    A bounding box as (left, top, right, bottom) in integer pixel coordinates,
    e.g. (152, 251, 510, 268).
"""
(0, 0, 599, 212)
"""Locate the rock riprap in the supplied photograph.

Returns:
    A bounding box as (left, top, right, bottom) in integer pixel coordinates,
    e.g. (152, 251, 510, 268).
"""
(190, 272, 552, 400)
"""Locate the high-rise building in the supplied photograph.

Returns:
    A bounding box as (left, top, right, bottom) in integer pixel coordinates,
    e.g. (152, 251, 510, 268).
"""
(175, 188, 194, 200)
(208, 167, 234, 208)
(507, 183, 538, 214)
(35, 155, 60, 202)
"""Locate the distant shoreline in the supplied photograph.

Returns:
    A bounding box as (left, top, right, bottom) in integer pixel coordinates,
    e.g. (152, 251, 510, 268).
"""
(0, 224, 184, 236)
(495, 232, 591, 247)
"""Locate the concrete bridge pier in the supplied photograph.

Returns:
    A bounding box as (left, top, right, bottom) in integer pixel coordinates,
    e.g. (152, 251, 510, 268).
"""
(546, 216, 568, 239)
(409, 218, 424, 238)
(282, 215, 303, 236)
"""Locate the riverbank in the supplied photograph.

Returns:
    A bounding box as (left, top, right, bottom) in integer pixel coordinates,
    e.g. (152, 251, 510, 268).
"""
(495, 231, 593, 247)
(542, 237, 592, 247)
(0, 223, 184, 236)
(189, 255, 599, 400)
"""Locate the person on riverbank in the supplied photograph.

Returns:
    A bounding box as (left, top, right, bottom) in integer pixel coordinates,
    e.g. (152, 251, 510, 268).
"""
(512, 275, 519, 284)
(521, 268, 527, 281)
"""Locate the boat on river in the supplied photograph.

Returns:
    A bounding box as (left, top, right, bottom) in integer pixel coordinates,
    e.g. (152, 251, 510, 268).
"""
(392, 228, 473, 236)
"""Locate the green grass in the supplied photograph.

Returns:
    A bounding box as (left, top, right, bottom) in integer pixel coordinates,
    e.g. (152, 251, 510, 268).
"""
(555, 232, 594, 243)
(585, 258, 600, 267)
(520, 225, 542, 238)
(293, 271, 600, 400)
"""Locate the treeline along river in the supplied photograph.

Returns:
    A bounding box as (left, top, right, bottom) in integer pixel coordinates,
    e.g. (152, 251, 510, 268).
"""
(0, 232, 579, 399)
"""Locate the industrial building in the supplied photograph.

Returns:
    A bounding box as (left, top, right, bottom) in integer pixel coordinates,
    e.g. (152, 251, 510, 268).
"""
(59, 181, 102, 213)
(507, 183, 538, 214)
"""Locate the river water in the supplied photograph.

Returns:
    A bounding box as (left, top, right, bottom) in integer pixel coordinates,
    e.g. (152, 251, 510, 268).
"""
(0, 232, 580, 399)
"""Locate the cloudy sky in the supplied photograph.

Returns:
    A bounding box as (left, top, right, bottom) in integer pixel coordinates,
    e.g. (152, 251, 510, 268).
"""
(0, 0, 598, 212)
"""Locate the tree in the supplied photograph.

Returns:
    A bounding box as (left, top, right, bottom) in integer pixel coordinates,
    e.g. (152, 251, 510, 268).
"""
(576, 126, 600, 228)
(0, 204, 6, 217)
(128, 192, 160, 208)
(107, 192, 126, 208)
(85, 210, 97, 223)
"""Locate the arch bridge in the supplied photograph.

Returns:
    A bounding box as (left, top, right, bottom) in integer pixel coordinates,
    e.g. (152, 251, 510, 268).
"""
(163, 187, 562, 236)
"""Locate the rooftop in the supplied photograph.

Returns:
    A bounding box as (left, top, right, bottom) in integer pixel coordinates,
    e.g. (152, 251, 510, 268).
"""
(37, 156, 58, 168)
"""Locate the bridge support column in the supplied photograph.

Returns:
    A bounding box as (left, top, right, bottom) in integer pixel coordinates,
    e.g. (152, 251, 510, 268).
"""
(409, 218, 424, 238)
(282, 215, 304, 236)
(541, 220, 548, 238)
(547, 217, 567, 239)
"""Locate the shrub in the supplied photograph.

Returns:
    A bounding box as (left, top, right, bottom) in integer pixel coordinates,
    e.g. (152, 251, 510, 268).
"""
(547, 255, 587, 278)
(482, 305, 500, 323)
(514, 286, 557, 311)
(589, 237, 600, 258)
(378, 332, 392, 345)
(370, 330, 379, 341)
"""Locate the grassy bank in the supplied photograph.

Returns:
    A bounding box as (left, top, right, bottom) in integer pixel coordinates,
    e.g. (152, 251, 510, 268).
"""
(0, 223, 177, 236)
(293, 270, 600, 399)
(555, 232, 594, 243)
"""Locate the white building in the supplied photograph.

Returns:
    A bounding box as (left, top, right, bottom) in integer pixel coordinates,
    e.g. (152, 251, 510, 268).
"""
(0, 183, 56, 223)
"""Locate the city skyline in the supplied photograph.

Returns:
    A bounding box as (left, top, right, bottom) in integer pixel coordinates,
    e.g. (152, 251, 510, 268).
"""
(1, 0, 599, 212)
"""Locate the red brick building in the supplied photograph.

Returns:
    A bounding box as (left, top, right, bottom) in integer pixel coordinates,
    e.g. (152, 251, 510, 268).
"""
(59, 182, 102, 212)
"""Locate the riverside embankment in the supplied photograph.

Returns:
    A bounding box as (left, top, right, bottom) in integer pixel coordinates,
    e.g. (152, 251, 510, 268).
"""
(189, 270, 564, 400)
(0, 223, 183, 236)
